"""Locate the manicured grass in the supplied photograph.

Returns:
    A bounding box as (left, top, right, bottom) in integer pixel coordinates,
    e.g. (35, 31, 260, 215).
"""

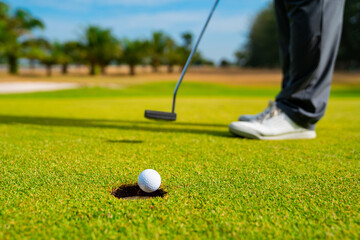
(0, 82, 359, 239)
(1, 82, 359, 99)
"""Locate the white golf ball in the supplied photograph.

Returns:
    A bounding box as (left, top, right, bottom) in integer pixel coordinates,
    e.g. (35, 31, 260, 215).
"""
(138, 169, 161, 193)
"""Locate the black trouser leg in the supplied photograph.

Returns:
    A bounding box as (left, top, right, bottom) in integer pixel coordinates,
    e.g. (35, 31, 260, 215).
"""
(275, 0, 345, 130)
(274, 0, 291, 89)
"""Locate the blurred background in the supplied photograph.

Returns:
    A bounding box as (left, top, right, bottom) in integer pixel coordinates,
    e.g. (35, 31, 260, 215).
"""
(0, 0, 359, 79)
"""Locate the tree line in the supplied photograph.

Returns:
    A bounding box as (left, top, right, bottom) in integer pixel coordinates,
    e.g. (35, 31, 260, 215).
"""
(235, 1, 360, 70)
(2, 1, 358, 76)
(0, 1, 213, 76)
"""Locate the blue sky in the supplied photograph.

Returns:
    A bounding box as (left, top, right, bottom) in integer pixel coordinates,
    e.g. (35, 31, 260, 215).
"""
(9, 0, 271, 63)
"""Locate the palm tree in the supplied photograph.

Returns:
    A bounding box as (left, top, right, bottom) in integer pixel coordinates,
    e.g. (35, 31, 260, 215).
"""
(181, 32, 193, 51)
(22, 38, 49, 70)
(62, 41, 83, 74)
(0, 2, 8, 58)
(0, 2, 44, 74)
(52, 42, 71, 75)
(120, 39, 148, 76)
(81, 25, 120, 75)
(39, 49, 56, 77)
(234, 50, 247, 67)
(148, 31, 168, 72)
(176, 32, 208, 69)
(164, 37, 180, 73)
(178, 32, 193, 71)
(36, 41, 69, 77)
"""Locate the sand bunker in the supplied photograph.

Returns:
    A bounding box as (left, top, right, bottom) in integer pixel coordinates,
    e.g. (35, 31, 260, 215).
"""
(0, 82, 79, 94)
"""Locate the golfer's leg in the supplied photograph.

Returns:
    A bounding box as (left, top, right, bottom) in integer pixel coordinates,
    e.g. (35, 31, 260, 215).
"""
(274, 0, 291, 89)
(236, 0, 290, 123)
(276, 0, 345, 130)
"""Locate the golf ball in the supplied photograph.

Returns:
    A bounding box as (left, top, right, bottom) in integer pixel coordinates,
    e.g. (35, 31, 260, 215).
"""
(138, 169, 161, 193)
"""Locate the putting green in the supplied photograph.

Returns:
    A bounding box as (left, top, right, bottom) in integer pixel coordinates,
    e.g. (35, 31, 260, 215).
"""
(0, 83, 359, 239)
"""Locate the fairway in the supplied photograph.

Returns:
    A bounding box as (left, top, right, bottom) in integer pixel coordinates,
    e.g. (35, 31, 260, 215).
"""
(0, 82, 359, 239)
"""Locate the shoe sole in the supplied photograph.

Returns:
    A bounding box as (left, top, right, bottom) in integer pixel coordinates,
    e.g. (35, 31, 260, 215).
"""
(229, 126, 316, 140)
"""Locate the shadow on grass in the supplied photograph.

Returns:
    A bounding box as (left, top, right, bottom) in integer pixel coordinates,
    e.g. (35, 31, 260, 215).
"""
(112, 184, 167, 200)
(107, 139, 144, 144)
(0, 114, 233, 137)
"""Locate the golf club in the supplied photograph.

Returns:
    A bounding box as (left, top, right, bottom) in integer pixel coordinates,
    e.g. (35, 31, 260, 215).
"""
(145, 0, 220, 121)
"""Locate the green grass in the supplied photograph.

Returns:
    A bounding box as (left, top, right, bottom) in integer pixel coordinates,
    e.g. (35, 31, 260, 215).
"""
(1, 82, 359, 99)
(0, 82, 359, 239)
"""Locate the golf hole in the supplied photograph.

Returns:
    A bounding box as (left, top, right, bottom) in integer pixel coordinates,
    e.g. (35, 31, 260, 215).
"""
(111, 184, 167, 200)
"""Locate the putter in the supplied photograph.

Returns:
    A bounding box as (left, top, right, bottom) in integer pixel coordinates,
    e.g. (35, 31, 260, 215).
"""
(145, 0, 220, 121)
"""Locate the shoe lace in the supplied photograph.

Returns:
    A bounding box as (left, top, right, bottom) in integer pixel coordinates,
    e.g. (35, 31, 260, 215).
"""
(254, 100, 280, 122)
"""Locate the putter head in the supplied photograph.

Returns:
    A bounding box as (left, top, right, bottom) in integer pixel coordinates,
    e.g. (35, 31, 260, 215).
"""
(145, 110, 177, 121)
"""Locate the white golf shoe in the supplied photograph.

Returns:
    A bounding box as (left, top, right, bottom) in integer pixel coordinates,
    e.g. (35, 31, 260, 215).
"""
(238, 100, 276, 122)
(229, 106, 316, 140)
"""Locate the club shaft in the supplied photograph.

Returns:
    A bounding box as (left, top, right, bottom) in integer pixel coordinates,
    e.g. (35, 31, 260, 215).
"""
(171, 0, 220, 113)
